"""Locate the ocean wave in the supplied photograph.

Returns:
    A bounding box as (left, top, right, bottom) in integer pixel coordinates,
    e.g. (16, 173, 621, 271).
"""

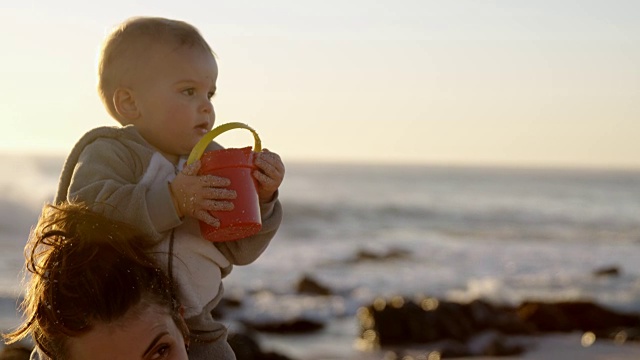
(0, 295, 22, 332)
(0, 198, 41, 236)
(280, 200, 640, 243)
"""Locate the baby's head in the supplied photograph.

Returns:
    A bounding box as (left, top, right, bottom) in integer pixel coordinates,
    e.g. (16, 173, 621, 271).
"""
(4, 202, 189, 359)
(98, 17, 219, 163)
(98, 17, 214, 123)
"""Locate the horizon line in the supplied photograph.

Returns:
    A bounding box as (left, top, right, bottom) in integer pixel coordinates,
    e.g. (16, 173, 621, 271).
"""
(1, 148, 638, 173)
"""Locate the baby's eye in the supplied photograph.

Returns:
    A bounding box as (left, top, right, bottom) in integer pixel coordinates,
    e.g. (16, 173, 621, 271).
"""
(182, 88, 195, 96)
(208, 92, 215, 100)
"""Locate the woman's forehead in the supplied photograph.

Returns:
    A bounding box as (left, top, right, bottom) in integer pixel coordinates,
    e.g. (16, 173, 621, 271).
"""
(67, 303, 179, 360)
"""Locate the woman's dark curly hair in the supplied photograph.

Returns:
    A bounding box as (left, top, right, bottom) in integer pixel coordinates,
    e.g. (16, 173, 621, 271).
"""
(3, 202, 187, 359)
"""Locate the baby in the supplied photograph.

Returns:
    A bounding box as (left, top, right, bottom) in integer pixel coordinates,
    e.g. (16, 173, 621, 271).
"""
(54, 16, 284, 359)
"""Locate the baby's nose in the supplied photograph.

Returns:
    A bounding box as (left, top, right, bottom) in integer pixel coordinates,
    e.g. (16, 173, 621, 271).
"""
(201, 100, 213, 113)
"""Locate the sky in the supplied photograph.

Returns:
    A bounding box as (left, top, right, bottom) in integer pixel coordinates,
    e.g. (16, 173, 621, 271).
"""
(1, 0, 639, 169)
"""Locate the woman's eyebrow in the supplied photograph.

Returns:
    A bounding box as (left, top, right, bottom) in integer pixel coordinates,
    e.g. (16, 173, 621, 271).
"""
(142, 331, 169, 357)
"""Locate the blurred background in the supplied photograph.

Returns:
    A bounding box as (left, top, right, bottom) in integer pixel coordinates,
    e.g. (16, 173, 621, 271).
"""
(1, 0, 639, 168)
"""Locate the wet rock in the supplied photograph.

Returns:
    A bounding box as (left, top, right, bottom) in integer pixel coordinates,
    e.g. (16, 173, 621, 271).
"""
(436, 339, 472, 358)
(517, 300, 640, 333)
(0, 344, 32, 360)
(351, 247, 411, 263)
(296, 274, 332, 295)
(211, 294, 244, 319)
(228, 331, 262, 360)
(228, 327, 295, 360)
(516, 301, 575, 332)
(593, 265, 621, 277)
(358, 296, 532, 350)
(242, 317, 325, 334)
(357, 296, 640, 357)
(465, 299, 534, 335)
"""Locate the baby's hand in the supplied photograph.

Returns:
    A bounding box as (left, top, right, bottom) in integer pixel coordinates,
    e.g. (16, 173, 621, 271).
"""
(253, 149, 285, 203)
(169, 160, 237, 227)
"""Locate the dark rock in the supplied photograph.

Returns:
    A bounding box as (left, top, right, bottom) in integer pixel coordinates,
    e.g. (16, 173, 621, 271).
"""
(561, 301, 640, 330)
(517, 300, 640, 333)
(352, 247, 411, 263)
(358, 296, 532, 349)
(593, 265, 621, 277)
(373, 298, 418, 345)
(211, 295, 244, 319)
(228, 326, 295, 360)
(516, 301, 575, 332)
(357, 296, 640, 357)
(0, 344, 32, 360)
(228, 331, 263, 360)
(242, 318, 325, 334)
(435, 339, 471, 358)
(358, 296, 482, 347)
(259, 352, 296, 360)
(465, 299, 533, 335)
(465, 299, 497, 328)
(295, 275, 332, 295)
(436, 301, 476, 341)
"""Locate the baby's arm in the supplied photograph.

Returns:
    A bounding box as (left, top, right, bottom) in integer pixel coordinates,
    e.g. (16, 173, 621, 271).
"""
(66, 139, 178, 238)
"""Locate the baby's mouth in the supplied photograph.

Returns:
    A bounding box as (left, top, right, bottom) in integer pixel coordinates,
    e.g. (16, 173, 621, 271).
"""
(195, 124, 210, 134)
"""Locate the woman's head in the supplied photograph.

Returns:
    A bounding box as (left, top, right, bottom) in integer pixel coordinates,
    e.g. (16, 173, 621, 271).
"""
(63, 300, 188, 360)
(4, 202, 188, 359)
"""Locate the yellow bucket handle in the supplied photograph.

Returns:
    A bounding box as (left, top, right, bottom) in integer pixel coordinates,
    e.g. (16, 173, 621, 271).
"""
(187, 122, 262, 165)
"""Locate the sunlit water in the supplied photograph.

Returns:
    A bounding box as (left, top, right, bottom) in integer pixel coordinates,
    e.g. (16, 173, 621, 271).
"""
(1, 154, 639, 358)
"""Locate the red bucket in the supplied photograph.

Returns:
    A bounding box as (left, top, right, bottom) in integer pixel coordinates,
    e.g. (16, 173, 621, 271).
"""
(188, 123, 263, 242)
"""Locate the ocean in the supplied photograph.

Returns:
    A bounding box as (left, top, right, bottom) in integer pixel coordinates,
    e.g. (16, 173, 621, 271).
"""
(1, 153, 639, 358)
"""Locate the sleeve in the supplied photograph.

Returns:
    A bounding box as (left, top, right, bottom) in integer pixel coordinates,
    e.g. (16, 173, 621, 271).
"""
(215, 191, 283, 266)
(66, 138, 181, 239)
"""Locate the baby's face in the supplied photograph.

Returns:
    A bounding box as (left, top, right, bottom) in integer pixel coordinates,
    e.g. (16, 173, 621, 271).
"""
(130, 43, 218, 164)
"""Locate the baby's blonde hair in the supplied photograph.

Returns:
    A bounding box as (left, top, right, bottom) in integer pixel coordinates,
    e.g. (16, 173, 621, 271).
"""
(97, 17, 214, 123)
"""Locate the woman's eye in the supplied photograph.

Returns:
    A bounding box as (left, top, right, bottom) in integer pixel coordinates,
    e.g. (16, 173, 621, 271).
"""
(149, 344, 170, 359)
(182, 89, 195, 96)
(207, 92, 215, 100)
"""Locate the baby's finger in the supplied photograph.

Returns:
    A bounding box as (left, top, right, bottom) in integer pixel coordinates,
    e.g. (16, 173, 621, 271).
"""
(181, 160, 201, 176)
(255, 158, 279, 178)
(255, 154, 284, 178)
(200, 175, 231, 187)
(195, 210, 220, 228)
(203, 188, 237, 200)
(253, 169, 278, 188)
(256, 149, 282, 166)
(203, 199, 235, 212)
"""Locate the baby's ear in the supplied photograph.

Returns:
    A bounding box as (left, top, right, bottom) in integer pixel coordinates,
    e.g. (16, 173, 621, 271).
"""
(113, 87, 140, 123)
